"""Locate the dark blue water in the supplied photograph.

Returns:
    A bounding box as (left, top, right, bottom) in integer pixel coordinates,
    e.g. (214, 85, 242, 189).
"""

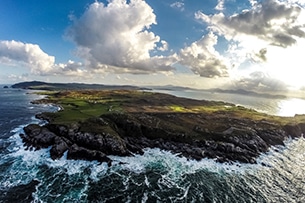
(0, 87, 305, 202)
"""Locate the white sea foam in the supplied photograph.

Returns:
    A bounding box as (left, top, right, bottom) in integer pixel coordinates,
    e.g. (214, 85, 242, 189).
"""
(9, 125, 26, 134)
(241, 137, 305, 202)
(256, 136, 305, 167)
(109, 148, 259, 179)
(7, 121, 301, 182)
(4, 126, 305, 203)
(109, 137, 305, 178)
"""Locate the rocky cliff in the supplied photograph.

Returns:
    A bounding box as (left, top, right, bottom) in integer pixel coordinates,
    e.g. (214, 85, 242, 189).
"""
(20, 110, 305, 166)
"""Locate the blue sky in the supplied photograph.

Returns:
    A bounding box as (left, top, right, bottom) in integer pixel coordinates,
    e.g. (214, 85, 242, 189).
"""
(1, 0, 305, 95)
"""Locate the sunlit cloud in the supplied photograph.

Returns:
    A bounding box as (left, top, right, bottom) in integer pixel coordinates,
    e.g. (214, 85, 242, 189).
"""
(0, 40, 88, 77)
(158, 40, 169, 51)
(66, 0, 175, 74)
(215, 0, 225, 11)
(288, 0, 305, 7)
(7, 73, 29, 82)
(194, 0, 305, 90)
(178, 32, 229, 78)
(0, 40, 55, 74)
(226, 71, 288, 93)
(196, 0, 305, 47)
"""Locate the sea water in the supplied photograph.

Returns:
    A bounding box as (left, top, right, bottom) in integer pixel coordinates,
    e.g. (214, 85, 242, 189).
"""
(0, 87, 304, 202)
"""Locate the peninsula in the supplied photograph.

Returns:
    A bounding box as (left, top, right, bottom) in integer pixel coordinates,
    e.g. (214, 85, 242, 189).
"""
(14, 81, 305, 166)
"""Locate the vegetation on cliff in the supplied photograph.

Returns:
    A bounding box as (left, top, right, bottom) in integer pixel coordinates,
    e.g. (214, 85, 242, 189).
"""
(34, 89, 305, 126)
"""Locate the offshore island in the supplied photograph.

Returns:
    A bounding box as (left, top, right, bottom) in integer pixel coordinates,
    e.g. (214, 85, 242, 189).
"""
(12, 81, 305, 166)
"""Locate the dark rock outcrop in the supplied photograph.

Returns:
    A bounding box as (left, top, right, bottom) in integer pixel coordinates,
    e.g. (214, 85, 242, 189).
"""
(50, 137, 69, 159)
(20, 124, 57, 150)
(20, 111, 305, 165)
(67, 144, 112, 166)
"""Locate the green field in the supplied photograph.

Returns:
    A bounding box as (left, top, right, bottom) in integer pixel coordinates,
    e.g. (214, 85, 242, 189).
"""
(35, 90, 305, 128)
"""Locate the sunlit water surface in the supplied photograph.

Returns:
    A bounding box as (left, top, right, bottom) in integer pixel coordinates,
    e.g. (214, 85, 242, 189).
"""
(0, 87, 305, 202)
(156, 89, 305, 117)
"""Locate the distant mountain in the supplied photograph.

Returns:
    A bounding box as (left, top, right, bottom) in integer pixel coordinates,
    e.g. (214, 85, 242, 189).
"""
(11, 81, 48, 89)
(12, 81, 150, 91)
(147, 85, 195, 91)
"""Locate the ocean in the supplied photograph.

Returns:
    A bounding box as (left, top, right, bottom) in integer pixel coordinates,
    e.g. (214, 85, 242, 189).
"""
(0, 87, 305, 202)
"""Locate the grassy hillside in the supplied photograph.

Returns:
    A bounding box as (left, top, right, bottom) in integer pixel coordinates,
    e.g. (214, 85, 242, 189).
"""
(34, 90, 305, 127)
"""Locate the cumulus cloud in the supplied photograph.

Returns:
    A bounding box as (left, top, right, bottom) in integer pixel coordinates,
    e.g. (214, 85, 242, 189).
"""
(0, 40, 87, 77)
(66, 0, 175, 74)
(178, 32, 229, 78)
(0, 40, 55, 74)
(158, 40, 169, 51)
(251, 48, 268, 62)
(7, 73, 29, 82)
(196, 0, 305, 48)
(192, 0, 305, 90)
(228, 71, 288, 92)
(55, 60, 87, 76)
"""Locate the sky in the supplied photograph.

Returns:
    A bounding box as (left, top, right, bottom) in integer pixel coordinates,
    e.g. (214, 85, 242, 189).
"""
(0, 0, 305, 95)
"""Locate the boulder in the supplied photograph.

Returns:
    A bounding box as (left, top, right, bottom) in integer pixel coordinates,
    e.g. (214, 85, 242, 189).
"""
(21, 124, 56, 149)
(50, 137, 69, 160)
(67, 144, 112, 166)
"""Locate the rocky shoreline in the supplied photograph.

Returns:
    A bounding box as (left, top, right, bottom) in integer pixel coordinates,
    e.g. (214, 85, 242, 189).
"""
(20, 109, 305, 166)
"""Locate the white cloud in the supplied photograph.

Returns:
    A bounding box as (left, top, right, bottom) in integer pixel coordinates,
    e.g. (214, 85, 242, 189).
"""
(7, 73, 29, 81)
(250, 48, 268, 63)
(196, 0, 305, 48)
(249, 0, 258, 7)
(194, 0, 305, 90)
(170, 2, 185, 11)
(0, 40, 55, 74)
(66, 0, 175, 74)
(227, 71, 288, 92)
(158, 40, 169, 51)
(215, 0, 225, 11)
(178, 32, 229, 78)
(55, 60, 87, 76)
(288, 0, 305, 7)
(0, 40, 88, 77)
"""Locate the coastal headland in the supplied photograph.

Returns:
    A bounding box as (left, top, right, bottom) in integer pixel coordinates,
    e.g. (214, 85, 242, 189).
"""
(13, 81, 305, 166)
